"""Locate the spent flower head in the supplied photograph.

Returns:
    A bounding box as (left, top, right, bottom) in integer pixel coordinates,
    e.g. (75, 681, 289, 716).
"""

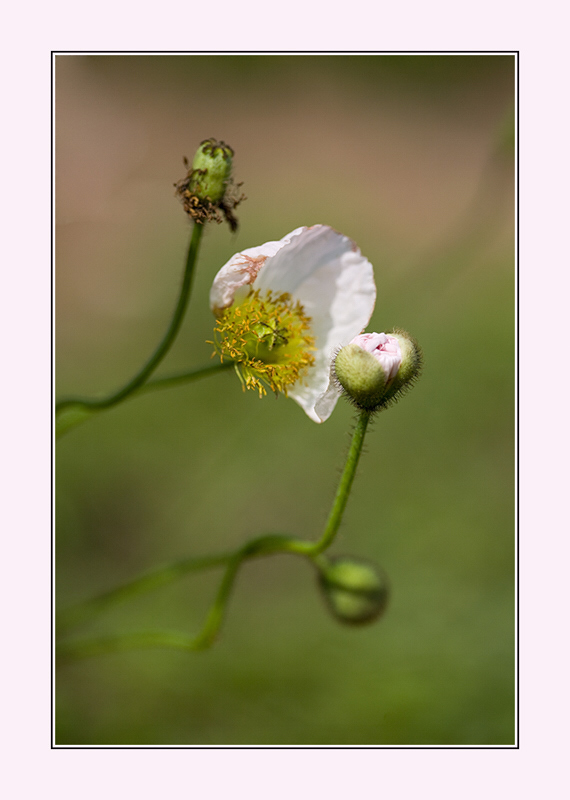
(175, 138, 245, 231)
(210, 225, 376, 422)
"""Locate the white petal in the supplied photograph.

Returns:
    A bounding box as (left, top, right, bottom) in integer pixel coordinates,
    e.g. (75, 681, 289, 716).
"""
(209, 227, 306, 312)
(313, 375, 342, 423)
(210, 225, 376, 423)
(256, 226, 375, 422)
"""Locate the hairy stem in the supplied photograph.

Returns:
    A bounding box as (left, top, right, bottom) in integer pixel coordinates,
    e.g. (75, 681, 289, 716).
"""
(306, 410, 371, 555)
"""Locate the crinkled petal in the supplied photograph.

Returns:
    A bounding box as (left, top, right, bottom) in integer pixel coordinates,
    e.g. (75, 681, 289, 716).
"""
(209, 227, 306, 313)
(351, 332, 389, 353)
(255, 226, 376, 422)
(351, 332, 402, 383)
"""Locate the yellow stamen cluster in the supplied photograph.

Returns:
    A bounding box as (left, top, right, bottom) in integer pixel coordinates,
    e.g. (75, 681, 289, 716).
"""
(212, 289, 315, 397)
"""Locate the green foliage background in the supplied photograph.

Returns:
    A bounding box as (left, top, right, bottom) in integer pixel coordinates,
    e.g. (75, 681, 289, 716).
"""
(56, 54, 515, 745)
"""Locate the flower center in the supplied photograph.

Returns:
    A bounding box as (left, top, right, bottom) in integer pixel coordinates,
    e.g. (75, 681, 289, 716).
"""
(212, 289, 315, 396)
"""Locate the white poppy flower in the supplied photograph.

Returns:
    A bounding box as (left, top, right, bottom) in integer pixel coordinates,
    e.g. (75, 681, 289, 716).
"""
(210, 225, 376, 422)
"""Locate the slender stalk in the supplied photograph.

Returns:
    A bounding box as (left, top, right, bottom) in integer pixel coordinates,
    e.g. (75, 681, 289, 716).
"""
(137, 360, 234, 394)
(56, 222, 204, 424)
(57, 534, 303, 634)
(305, 409, 371, 556)
(56, 413, 373, 660)
(57, 631, 204, 661)
(55, 361, 234, 439)
(57, 552, 233, 634)
(190, 533, 323, 649)
(57, 534, 309, 661)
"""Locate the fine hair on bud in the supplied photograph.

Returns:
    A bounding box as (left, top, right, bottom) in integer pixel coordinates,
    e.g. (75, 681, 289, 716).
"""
(317, 556, 390, 626)
(333, 328, 423, 415)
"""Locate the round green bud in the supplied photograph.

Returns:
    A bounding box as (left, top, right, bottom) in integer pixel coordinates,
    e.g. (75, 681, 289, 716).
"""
(191, 138, 234, 203)
(334, 330, 422, 412)
(317, 556, 389, 625)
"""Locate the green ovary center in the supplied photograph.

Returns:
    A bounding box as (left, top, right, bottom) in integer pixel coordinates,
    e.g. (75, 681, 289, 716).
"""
(212, 289, 315, 396)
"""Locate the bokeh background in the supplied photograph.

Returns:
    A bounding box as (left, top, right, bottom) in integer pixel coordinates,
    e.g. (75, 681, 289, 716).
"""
(56, 54, 515, 745)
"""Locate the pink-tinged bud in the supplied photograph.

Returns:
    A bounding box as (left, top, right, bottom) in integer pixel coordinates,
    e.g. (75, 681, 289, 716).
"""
(350, 332, 402, 382)
(317, 556, 390, 625)
(334, 329, 422, 412)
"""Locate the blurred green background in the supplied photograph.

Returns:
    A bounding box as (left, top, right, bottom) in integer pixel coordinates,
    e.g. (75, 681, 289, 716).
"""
(56, 54, 515, 745)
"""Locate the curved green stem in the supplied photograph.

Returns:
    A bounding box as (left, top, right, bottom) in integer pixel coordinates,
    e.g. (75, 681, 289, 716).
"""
(55, 360, 234, 438)
(57, 412, 372, 660)
(57, 630, 204, 660)
(137, 360, 234, 394)
(57, 534, 310, 661)
(195, 533, 313, 647)
(56, 222, 204, 435)
(306, 409, 371, 556)
(57, 551, 234, 634)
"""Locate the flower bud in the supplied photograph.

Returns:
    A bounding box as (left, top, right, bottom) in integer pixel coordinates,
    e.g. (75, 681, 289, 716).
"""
(191, 138, 234, 203)
(317, 556, 389, 625)
(334, 330, 422, 412)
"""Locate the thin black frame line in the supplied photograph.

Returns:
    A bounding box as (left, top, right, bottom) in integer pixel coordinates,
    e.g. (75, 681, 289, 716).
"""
(51, 50, 519, 56)
(53, 744, 517, 750)
(51, 50, 519, 750)
(50, 50, 56, 752)
(515, 52, 520, 749)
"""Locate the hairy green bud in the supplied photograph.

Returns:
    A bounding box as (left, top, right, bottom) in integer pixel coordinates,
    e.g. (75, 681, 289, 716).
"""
(334, 330, 422, 412)
(334, 343, 389, 410)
